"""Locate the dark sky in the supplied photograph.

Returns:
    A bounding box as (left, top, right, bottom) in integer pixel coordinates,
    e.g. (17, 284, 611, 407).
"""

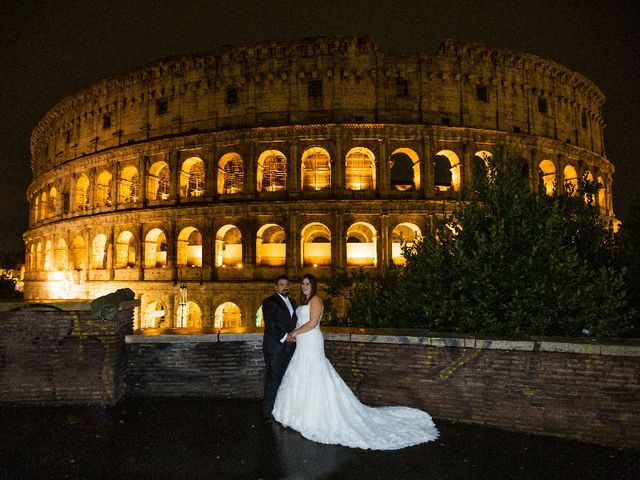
(2, 0, 639, 255)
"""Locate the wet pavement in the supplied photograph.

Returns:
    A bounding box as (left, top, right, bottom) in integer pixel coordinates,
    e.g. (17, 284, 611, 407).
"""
(1, 398, 638, 479)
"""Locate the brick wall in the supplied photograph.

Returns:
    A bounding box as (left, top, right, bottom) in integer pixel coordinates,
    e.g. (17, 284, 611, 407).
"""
(125, 331, 640, 448)
(0, 302, 135, 405)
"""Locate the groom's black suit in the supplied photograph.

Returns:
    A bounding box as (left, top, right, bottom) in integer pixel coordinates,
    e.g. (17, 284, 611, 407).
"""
(262, 292, 297, 420)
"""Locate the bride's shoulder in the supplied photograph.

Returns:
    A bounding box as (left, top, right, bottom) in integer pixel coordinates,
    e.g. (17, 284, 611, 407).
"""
(309, 295, 324, 307)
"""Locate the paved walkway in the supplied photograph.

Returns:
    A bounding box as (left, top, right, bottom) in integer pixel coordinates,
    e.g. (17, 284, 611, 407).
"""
(1, 398, 638, 479)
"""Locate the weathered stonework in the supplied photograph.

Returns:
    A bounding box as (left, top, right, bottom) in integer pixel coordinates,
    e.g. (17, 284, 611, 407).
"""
(23, 37, 616, 328)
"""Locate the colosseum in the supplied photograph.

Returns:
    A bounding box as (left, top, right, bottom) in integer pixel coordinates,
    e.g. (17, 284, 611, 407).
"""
(24, 36, 615, 329)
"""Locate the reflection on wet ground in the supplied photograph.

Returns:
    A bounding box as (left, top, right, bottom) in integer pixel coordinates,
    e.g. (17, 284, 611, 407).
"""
(0, 398, 638, 479)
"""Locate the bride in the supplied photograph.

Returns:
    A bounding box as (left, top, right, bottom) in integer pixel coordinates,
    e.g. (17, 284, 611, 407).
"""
(272, 273, 438, 450)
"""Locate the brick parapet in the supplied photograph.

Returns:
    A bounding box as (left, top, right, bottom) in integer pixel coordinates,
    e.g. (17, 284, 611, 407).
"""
(125, 329, 639, 447)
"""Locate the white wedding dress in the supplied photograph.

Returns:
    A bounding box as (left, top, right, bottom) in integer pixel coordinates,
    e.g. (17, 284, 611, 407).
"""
(272, 305, 439, 450)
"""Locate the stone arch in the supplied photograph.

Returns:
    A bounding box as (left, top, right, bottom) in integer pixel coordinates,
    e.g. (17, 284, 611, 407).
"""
(218, 153, 244, 194)
(345, 147, 376, 190)
(96, 170, 113, 207)
(301, 147, 331, 191)
(215, 224, 242, 267)
(61, 182, 71, 214)
(147, 161, 170, 200)
(141, 300, 166, 328)
(43, 240, 53, 271)
(563, 164, 578, 196)
(257, 150, 287, 192)
(539, 160, 556, 195)
(300, 222, 331, 267)
(180, 156, 205, 197)
(214, 301, 242, 328)
(256, 223, 286, 266)
(119, 165, 140, 203)
(35, 241, 42, 271)
(346, 221, 377, 267)
(391, 222, 421, 265)
(33, 194, 40, 222)
(144, 228, 168, 268)
(70, 235, 86, 270)
(115, 230, 137, 268)
(177, 300, 202, 328)
(55, 238, 68, 271)
(91, 234, 108, 269)
(597, 175, 606, 212)
(177, 226, 203, 267)
(48, 186, 58, 217)
(74, 174, 90, 211)
(390, 148, 419, 191)
(434, 150, 461, 191)
(40, 191, 48, 222)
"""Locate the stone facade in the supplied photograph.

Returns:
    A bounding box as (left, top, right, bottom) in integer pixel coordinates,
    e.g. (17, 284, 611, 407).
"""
(23, 37, 615, 328)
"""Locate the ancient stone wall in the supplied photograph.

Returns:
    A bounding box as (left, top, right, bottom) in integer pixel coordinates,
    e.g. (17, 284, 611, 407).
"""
(0, 302, 136, 405)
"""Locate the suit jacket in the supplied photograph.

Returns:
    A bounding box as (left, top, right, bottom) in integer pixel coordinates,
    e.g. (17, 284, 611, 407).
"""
(262, 293, 297, 354)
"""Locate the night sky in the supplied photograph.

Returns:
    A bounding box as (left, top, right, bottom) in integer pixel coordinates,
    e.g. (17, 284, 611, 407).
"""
(2, 0, 638, 255)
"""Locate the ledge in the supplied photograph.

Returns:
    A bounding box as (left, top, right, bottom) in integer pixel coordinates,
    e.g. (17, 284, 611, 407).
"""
(125, 327, 640, 356)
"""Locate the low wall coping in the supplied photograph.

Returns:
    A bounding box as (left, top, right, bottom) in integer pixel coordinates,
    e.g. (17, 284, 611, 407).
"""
(125, 328, 640, 357)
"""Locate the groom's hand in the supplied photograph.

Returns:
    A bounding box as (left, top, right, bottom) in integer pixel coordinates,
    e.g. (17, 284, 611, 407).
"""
(285, 333, 295, 343)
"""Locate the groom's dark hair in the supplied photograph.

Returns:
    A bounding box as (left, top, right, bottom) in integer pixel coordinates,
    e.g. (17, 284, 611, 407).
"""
(274, 274, 289, 284)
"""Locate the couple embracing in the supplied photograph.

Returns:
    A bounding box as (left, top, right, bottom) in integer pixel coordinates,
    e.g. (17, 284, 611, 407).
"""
(261, 274, 438, 450)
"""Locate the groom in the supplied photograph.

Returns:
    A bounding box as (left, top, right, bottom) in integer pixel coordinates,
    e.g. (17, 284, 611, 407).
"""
(261, 274, 297, 423)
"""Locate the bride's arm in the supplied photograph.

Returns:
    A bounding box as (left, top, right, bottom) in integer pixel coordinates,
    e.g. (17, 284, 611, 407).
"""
(291, 296, 323, 338)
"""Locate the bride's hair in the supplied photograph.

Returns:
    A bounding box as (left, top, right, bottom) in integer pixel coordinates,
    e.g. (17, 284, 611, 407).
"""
(300, 273, 317, 305)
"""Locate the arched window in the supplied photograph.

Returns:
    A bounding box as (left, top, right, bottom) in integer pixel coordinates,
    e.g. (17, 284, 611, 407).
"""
(142, 300, 166, 328)
(177, 227, 203, 267)
(33, 195, 40, 222)
(48, 187, 58, 217)
(257, 150, 287, 192)
(61, 183, 71, 214)
(28, 243, 34, 271)
(71, 235, 86, 270)
(96, 170, 113, 207)
(43, 240, 53, 271)
(176, 300, 202, 328)
(256, 224, 286, 266)
(35, 242, 42, 271)
(538, 160, 556, 195)
(91, 234, 108, 269)
(345, 147, 375, 190)
(346, 222, 377, 267)
(472, 150, 493, 177)
(300, 223, 331, 267)
(55, 238, 68, 271)
(434, 150, 461, 191)
(144, 228, 167, 268)
(180, 157, 205, 197)
(119, 166, 140, 203)
(214, 302, 242, 328)
(218, 153, 244, 194)
(301, 147, 331, 191)
(391, 223, 421, 265)
(115, 231, 136, 268)
(390, 148, 419, 191)
(74, 174, 90, 211)
(40, 191, 48, 222)
(563, 164, 578, 196)
(215, 225, 242, 267)
(148, 161, 170, 200)
(597, 175, 607, 213)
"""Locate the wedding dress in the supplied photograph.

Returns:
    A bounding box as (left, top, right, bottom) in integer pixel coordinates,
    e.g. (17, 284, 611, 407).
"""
(272, 304, 438, 450)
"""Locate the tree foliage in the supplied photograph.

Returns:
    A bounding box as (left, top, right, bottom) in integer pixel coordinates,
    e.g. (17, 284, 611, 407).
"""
(327, 151, 635, 338)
